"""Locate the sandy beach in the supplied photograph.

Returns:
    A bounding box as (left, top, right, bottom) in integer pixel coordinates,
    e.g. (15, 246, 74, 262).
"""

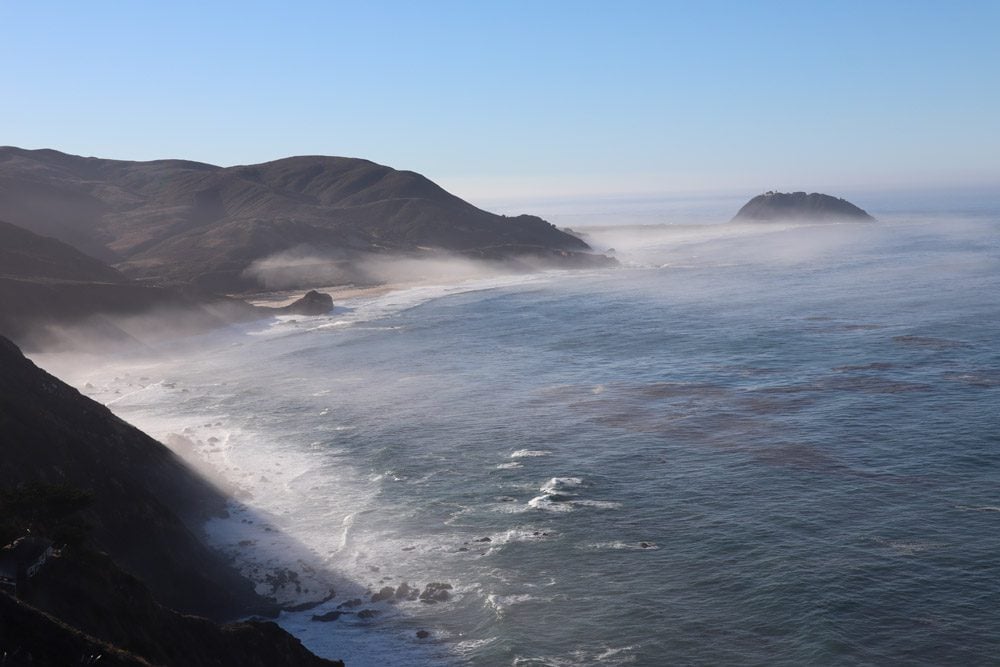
(243, 284, 399, 308)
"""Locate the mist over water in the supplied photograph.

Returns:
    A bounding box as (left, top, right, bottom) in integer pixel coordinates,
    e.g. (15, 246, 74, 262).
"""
(37, 201, 1000, 665)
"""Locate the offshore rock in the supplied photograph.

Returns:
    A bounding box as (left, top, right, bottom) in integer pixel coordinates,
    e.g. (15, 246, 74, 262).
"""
(370, 586, 395, 603)
(395, 582, 419, 601)
(731, 191, 875, 223)
(419, 582, 453, 604)
(311, 610, 347, 622)
(281, 290, 333, 316)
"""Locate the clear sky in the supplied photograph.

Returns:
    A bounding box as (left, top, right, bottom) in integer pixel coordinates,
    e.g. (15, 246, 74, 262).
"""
(2, 1, 998, 201)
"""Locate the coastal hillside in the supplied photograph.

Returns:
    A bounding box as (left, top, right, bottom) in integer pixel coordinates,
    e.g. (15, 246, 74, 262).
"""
(0, 218, 127, 283)
(731, 191, 875, 222)
(0, 335, 341, 665)
(0, 147, 604, 292)
(0, 219, 266, 350)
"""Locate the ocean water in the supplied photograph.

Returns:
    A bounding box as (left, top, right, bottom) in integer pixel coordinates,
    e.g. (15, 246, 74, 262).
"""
(39, 202, 1000, 665)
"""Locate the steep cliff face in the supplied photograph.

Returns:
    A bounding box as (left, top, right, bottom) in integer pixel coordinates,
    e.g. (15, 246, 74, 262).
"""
(0, 147, 606, 292)
(0, 336, 257, 618)
(0, 335, 343, 664)
(0, 591, 152, 667)
(731, 191, 875, 222)
(19, 550, 342, 667)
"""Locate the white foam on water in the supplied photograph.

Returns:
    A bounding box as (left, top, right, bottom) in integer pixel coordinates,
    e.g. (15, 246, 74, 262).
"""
(540, 477, 583, 493)
(472, 527, 555, 552)
(453, 636, 500, 658)
(514, 643, 641, 667)
(485, 593, 552, 619)
(527, 495, 576, 512)
(583, 541, 659, 551)
(526, 477, 622, 513)
(954, 505, 1000, 513)
(573, 499, 623, 510)
(276, 608, 455, 667)
(511, 449, 552, 458)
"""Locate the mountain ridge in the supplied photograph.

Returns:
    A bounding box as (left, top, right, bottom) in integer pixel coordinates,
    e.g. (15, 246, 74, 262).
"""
(0, 146, 606, 292)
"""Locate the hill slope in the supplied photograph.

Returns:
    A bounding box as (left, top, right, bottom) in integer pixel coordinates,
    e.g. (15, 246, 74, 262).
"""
(0, 219, 264, 350)
(0, 336, 342, 664)
(0, 219, 127, 283)
(0, 147, 603, 291)
(0, 336, 259, 618)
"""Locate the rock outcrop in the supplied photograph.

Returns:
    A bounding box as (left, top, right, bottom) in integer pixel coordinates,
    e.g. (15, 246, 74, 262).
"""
(281, 290, 334, 316)
(731, 191, 875, 223)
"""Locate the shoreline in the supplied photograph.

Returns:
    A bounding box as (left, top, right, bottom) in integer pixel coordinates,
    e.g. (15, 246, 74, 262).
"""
(31, 277, 504, 666)
(244, 283, 399, 309)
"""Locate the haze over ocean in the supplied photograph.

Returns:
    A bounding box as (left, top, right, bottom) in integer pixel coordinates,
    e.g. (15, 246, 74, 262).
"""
(39, 194, 1000, 665)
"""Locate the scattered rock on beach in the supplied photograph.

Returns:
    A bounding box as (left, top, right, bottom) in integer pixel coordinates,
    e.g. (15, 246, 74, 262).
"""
(338, 598, 363, 609)
(416, 630, 430, 639)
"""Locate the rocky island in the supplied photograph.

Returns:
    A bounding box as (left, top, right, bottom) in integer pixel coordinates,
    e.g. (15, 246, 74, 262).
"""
(731, 191, 875, 223)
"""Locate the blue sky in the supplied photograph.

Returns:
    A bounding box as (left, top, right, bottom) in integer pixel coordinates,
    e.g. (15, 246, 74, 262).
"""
(2, 1, 998, 200)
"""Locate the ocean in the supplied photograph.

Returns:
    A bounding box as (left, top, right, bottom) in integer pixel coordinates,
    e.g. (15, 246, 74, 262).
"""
(37, 195, 1000, 665)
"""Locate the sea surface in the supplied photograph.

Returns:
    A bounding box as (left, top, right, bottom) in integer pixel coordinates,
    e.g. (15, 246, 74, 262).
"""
(40, 195, 1000, 665)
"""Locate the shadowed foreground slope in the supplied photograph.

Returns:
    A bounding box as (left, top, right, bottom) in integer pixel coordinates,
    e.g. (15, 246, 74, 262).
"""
(0, 336, 343, 665)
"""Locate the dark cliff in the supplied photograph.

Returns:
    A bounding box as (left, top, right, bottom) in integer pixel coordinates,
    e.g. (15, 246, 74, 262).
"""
(17, 549, 340, 667)
(0, 336, 342, 664)
(0, 335, 257, 618)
